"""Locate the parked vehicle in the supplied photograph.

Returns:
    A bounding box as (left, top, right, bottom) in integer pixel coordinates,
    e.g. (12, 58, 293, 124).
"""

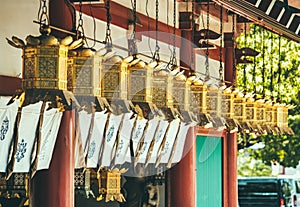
(238, 177, 294, 207)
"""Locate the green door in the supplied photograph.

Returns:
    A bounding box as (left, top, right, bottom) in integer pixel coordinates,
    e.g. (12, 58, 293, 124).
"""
(196, 136, 223, 207)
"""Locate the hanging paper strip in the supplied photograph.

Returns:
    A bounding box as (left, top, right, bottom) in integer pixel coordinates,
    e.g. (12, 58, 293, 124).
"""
(100, 113, 124, 167)
(0, 97, 19, 173)
(171, 123, 195, 164)
(36, 107, 63, 171)
(157, 119, 181, 164)
(114, 112, 136, 165)
(125, 118, 148, 163)
(136, 117, 160, 164)
(146, 120, 169, 164)
(13, 101, 43, 173)
(78, 110, 92, 156)
(86, 111, 108, 168)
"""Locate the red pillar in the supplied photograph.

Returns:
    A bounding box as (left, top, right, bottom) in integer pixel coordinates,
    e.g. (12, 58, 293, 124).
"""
(224, 32, 238, 207)
(30, 1, 75, 207)
(30, 110, 75, 207)
(227, 132, 238, 207)
(168, 127, 196, 207)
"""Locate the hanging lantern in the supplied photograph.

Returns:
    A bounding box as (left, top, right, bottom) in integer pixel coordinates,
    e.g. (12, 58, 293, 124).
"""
(74, 169, 96, 198)
(68, 48, 101, 97)
(232, 91, 254, 133)
(190, 81, 212, 126)
(152, 70, 173, 109)
(172, 72, 190, 112)
(255, 99, 267, 134)
(264, 101, 275, 133)
(97, 168, 126, 202)
(6, 26, 68, 90)
(127, 57, 152, 103)
(101, 53, 128, 101)
(0, 173, 29, 204)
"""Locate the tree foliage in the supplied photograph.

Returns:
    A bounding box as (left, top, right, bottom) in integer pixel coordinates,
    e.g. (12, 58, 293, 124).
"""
(236, 24, 300, 168)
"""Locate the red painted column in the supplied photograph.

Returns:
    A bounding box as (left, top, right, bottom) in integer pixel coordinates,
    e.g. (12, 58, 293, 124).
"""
(31, 110, 75, 207)
(30, 1, 75, 207)
(227, 132, 238, 207)
(224, 32, 238, 207)
(168, 127, 196, 207)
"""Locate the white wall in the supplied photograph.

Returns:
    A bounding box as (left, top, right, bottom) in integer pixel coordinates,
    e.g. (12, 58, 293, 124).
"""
(0, 0, 40, 77)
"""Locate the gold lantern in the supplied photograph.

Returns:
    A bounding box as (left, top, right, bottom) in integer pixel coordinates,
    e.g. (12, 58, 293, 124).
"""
(0, 173, 29, 203)
(206, 84, 222, 117)
(152, 70, 174, 109)
(101, 53, 128, 101)
(190, 81, 212, 126)
(244, 96, 259, 132)
(97, 168, 126, 202)
(232, 91, 253, 133)
(221, 87, 239, 132)
(254, 99, 266, 134)
(20, 27, 68, 91)
(127, 58, 153, 103)
(264, 101, 275, 134)
(68, 48, 101, 97)
(74, 169, 95, 198)
(172, 74, 190, 112)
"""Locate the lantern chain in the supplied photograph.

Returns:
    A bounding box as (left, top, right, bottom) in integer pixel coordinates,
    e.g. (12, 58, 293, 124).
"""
(170, 0, 177, 65)
(205, 1, 210, 78)
(76, 1, 85, 39)
(39, 0, 49, 27)
(153, 0, 160, 60)
(262, 27, 265, 98)
(277, 35, 282, 102)
(270, 32, 274, 97)
(219, 6, 223, 82)
(232, 14, 237, 88)
(129, 0, 138, 55)
(243, 22, 247, 89)
(191, 0, 195, 69)
(105, 0, 112, 47)
(252, 24, 257, 93)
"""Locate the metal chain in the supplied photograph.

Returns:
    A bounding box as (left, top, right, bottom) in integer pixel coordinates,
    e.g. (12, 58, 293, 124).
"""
(253, 24, 257, 93)
(219, 6, 223, 81)
(129, 0, 138, 55)
(262, 27, 265, 98)
(205, 1, 210, 78)
(243, 22, 247, 89)
(76, 1, 85, 38)
(154, 0, 160, 60)
(170, 0, 177, 65)
(105, 0, 112, 47)
(39, 0, 49, 25)
(232, 14, 237, 88)
(191, 0, 195, 69)
(277, 35, 282, 101)
(270, 32, 274, 97)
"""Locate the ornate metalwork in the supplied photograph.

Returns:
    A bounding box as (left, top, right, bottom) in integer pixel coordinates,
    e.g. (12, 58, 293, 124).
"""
(67, 48, 101, 97)
(127, 59, 153, 103)
(206, 85, 222, 117)
(97, 168, 126, 202)
(190, 84, 207, 114)
(101, 54, 128, 100)
(152, 71, 173, 109)
(172, 78, 190, 112)
(22, 44, 68, 90)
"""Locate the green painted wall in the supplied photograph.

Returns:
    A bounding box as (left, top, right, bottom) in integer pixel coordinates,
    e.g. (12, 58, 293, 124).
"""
(196, 136, 223, 207)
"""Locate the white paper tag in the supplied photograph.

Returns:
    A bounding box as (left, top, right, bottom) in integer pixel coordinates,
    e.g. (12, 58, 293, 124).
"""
(0, 97, 19, 172)
(13, 101, 43, 173)
(100, 113, 123, 167)
(86, 111, 108, 168)
(37, 108, 62, 170)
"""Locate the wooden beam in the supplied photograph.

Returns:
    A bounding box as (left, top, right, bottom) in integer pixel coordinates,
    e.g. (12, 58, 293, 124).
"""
(0, 75, 21, 96)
